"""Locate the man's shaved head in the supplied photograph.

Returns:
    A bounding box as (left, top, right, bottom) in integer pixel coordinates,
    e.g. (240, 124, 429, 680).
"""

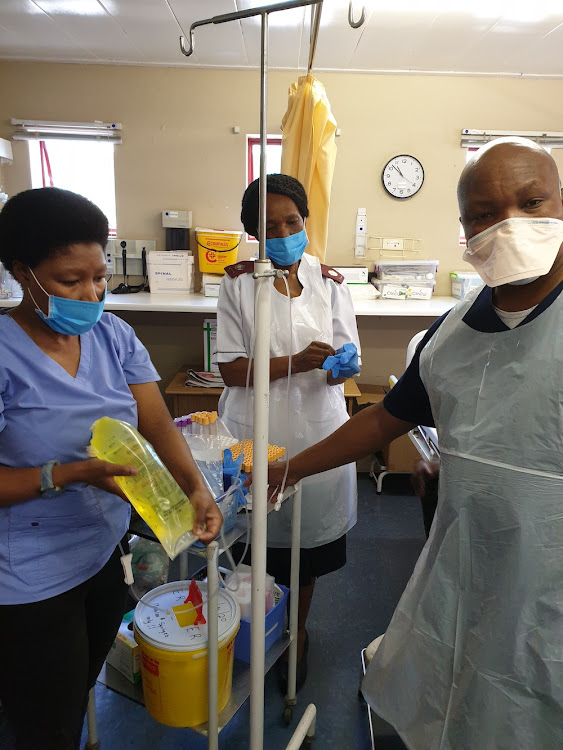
(458, 137, 560, 212)
(457, 137, 563, 245)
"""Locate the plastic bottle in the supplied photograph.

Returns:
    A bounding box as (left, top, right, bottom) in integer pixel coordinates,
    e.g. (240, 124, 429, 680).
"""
(89, 417, 196, 559)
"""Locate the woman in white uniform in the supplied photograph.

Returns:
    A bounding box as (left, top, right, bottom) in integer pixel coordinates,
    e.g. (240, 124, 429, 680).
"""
(216, 174, 360, 689)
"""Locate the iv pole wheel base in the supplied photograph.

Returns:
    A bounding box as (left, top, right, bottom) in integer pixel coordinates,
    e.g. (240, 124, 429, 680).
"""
(85, 742, 100, 750)
(304, 731, 316, 743)
(284, 705, 293, 724)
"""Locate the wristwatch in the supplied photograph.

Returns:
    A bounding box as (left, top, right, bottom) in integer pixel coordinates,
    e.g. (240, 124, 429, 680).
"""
(40, 460, 63, 494)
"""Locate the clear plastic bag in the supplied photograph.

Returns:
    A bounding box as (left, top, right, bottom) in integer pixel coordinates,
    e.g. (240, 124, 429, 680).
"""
(129, 535, 169, 596)
(175, 413, 238, 499)
(89, 417, 196, 559)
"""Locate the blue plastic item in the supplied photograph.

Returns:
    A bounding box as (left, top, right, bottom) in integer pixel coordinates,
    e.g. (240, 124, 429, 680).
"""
(223, 448, 248, 496)
(322, 342, 360, 378)
(234, 584, 289, 663)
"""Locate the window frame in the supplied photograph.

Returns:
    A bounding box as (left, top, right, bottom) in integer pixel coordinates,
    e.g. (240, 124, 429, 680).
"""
(27, 138, 118, 238)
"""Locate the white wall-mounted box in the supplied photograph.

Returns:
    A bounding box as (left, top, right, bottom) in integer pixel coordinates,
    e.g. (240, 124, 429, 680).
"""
(162, 210, 192, 228)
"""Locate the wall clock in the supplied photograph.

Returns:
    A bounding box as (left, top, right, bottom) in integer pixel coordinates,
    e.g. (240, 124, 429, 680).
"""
(382, 155, 424, 199)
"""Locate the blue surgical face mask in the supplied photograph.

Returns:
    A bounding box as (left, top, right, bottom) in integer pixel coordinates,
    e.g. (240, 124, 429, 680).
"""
(265, 228, 308, 266)
(28, 268, 106, 335)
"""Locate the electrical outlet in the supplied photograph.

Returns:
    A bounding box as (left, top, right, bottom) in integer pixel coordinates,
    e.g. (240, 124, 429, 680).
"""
(383, 238, 404, 250)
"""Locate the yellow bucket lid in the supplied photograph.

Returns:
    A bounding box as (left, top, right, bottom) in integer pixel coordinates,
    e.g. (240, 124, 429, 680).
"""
(134, 581, 240, 652)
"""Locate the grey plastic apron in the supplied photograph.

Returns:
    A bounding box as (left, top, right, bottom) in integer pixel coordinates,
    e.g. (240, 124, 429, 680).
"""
(362, 289, 562, 749)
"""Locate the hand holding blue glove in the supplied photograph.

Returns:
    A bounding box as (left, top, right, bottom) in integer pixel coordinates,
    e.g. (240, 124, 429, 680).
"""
(322, 342, 360, 379)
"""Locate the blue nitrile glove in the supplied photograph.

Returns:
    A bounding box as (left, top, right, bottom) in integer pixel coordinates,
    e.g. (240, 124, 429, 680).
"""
(322, 342, 360, 378)
(223, 448, 248, 497)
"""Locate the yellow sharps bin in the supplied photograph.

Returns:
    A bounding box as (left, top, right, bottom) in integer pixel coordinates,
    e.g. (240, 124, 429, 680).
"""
(134, 581, 240, 727)
(195, 227, 243, 274)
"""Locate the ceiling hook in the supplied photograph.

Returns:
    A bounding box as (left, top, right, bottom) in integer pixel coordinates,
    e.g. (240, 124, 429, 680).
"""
(348, 2, 366, 29)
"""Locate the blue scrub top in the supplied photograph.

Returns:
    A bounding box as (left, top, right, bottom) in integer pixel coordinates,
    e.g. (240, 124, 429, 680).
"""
(0, 312, 160, 604)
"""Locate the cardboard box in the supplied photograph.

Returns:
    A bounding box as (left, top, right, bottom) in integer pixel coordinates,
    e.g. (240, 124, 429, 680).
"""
(204, 283, 221, 297)
(203, 318, 219, 373)
(105, 610, 141, 683)
(147, 251, 194, 294)
(355, 384, 420, 473)
(199, 272, 223, 295)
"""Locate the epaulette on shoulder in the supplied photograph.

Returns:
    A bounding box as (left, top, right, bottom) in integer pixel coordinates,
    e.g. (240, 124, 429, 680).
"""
(320, 264, 344, 284)
(224, 260, 254, 279)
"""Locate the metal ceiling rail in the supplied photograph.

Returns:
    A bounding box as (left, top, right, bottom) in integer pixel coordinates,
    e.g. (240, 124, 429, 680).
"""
(169, 0, 321, 59)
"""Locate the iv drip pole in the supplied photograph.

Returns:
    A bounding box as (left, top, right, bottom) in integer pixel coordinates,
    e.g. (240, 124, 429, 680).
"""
(178, 3, 322, 749)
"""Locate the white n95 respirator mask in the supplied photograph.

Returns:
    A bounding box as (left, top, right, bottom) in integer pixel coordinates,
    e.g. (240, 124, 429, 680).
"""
(462, 217, 563, 287)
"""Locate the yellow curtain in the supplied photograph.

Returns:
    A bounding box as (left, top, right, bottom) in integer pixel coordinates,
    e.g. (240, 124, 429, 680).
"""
(280, 74, 337, 263)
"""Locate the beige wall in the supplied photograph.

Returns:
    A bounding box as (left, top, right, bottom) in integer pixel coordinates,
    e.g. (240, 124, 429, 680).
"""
(1, 62, 562, 390)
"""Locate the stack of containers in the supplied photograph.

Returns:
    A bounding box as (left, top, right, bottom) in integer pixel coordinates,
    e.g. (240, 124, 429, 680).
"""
(372, 259, 439, 300)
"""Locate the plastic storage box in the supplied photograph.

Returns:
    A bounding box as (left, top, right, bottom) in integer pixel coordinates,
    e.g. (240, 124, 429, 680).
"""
(450, 271, 482, 299)
(374, 259, 438, 282)
(234, 584, 288, 663)
(373, 279, 435, 300)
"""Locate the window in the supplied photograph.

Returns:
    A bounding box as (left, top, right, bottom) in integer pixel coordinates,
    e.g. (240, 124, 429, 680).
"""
(246, 135, 282, 241)
(28, 140, 117, 237)
(12, 119, 121, 238)
(247, 135, 282, 185)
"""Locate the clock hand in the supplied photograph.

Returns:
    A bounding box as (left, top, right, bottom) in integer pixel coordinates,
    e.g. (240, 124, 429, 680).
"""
(392, 163, 416, 187)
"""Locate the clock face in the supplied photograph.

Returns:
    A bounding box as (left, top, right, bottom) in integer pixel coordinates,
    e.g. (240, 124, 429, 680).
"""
(382, 155, 424, 199)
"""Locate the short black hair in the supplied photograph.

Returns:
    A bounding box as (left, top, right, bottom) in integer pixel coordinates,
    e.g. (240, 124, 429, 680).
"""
(241, 174, 309, 238)
(0, 187, 109, 274)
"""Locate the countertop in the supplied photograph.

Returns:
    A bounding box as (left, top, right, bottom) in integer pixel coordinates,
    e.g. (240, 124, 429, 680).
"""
(1, 292, 457, 317)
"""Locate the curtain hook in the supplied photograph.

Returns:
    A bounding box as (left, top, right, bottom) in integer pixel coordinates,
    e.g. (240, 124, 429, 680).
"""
(348, 2, 366, 29)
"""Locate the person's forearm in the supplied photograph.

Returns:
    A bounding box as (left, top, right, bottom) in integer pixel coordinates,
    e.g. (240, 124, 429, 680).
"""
(219, 356, 296, 387)
(289, 401, 414, 482)
(0, 463, 86, 507)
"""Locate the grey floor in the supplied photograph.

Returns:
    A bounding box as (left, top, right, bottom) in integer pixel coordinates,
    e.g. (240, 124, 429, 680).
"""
(1, 474, 425, 750)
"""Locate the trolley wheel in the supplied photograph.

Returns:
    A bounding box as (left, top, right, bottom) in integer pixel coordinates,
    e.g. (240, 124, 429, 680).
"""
(284, 706, 293, 724)
(85, 743, 100, 750)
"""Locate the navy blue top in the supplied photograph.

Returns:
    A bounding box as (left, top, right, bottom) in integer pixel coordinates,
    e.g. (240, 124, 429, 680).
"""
(384, 282, 563, 427)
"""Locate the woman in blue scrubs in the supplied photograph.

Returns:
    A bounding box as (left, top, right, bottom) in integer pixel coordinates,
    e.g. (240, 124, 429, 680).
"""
(0, 187, 222, 750)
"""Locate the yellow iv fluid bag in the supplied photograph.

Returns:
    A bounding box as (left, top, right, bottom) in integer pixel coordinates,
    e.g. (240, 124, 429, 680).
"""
(89, 417, 196, 559)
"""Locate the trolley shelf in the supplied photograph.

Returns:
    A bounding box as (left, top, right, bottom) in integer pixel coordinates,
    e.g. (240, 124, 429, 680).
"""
(128, 487, 293, 557)
(98, 632, 291, 735)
